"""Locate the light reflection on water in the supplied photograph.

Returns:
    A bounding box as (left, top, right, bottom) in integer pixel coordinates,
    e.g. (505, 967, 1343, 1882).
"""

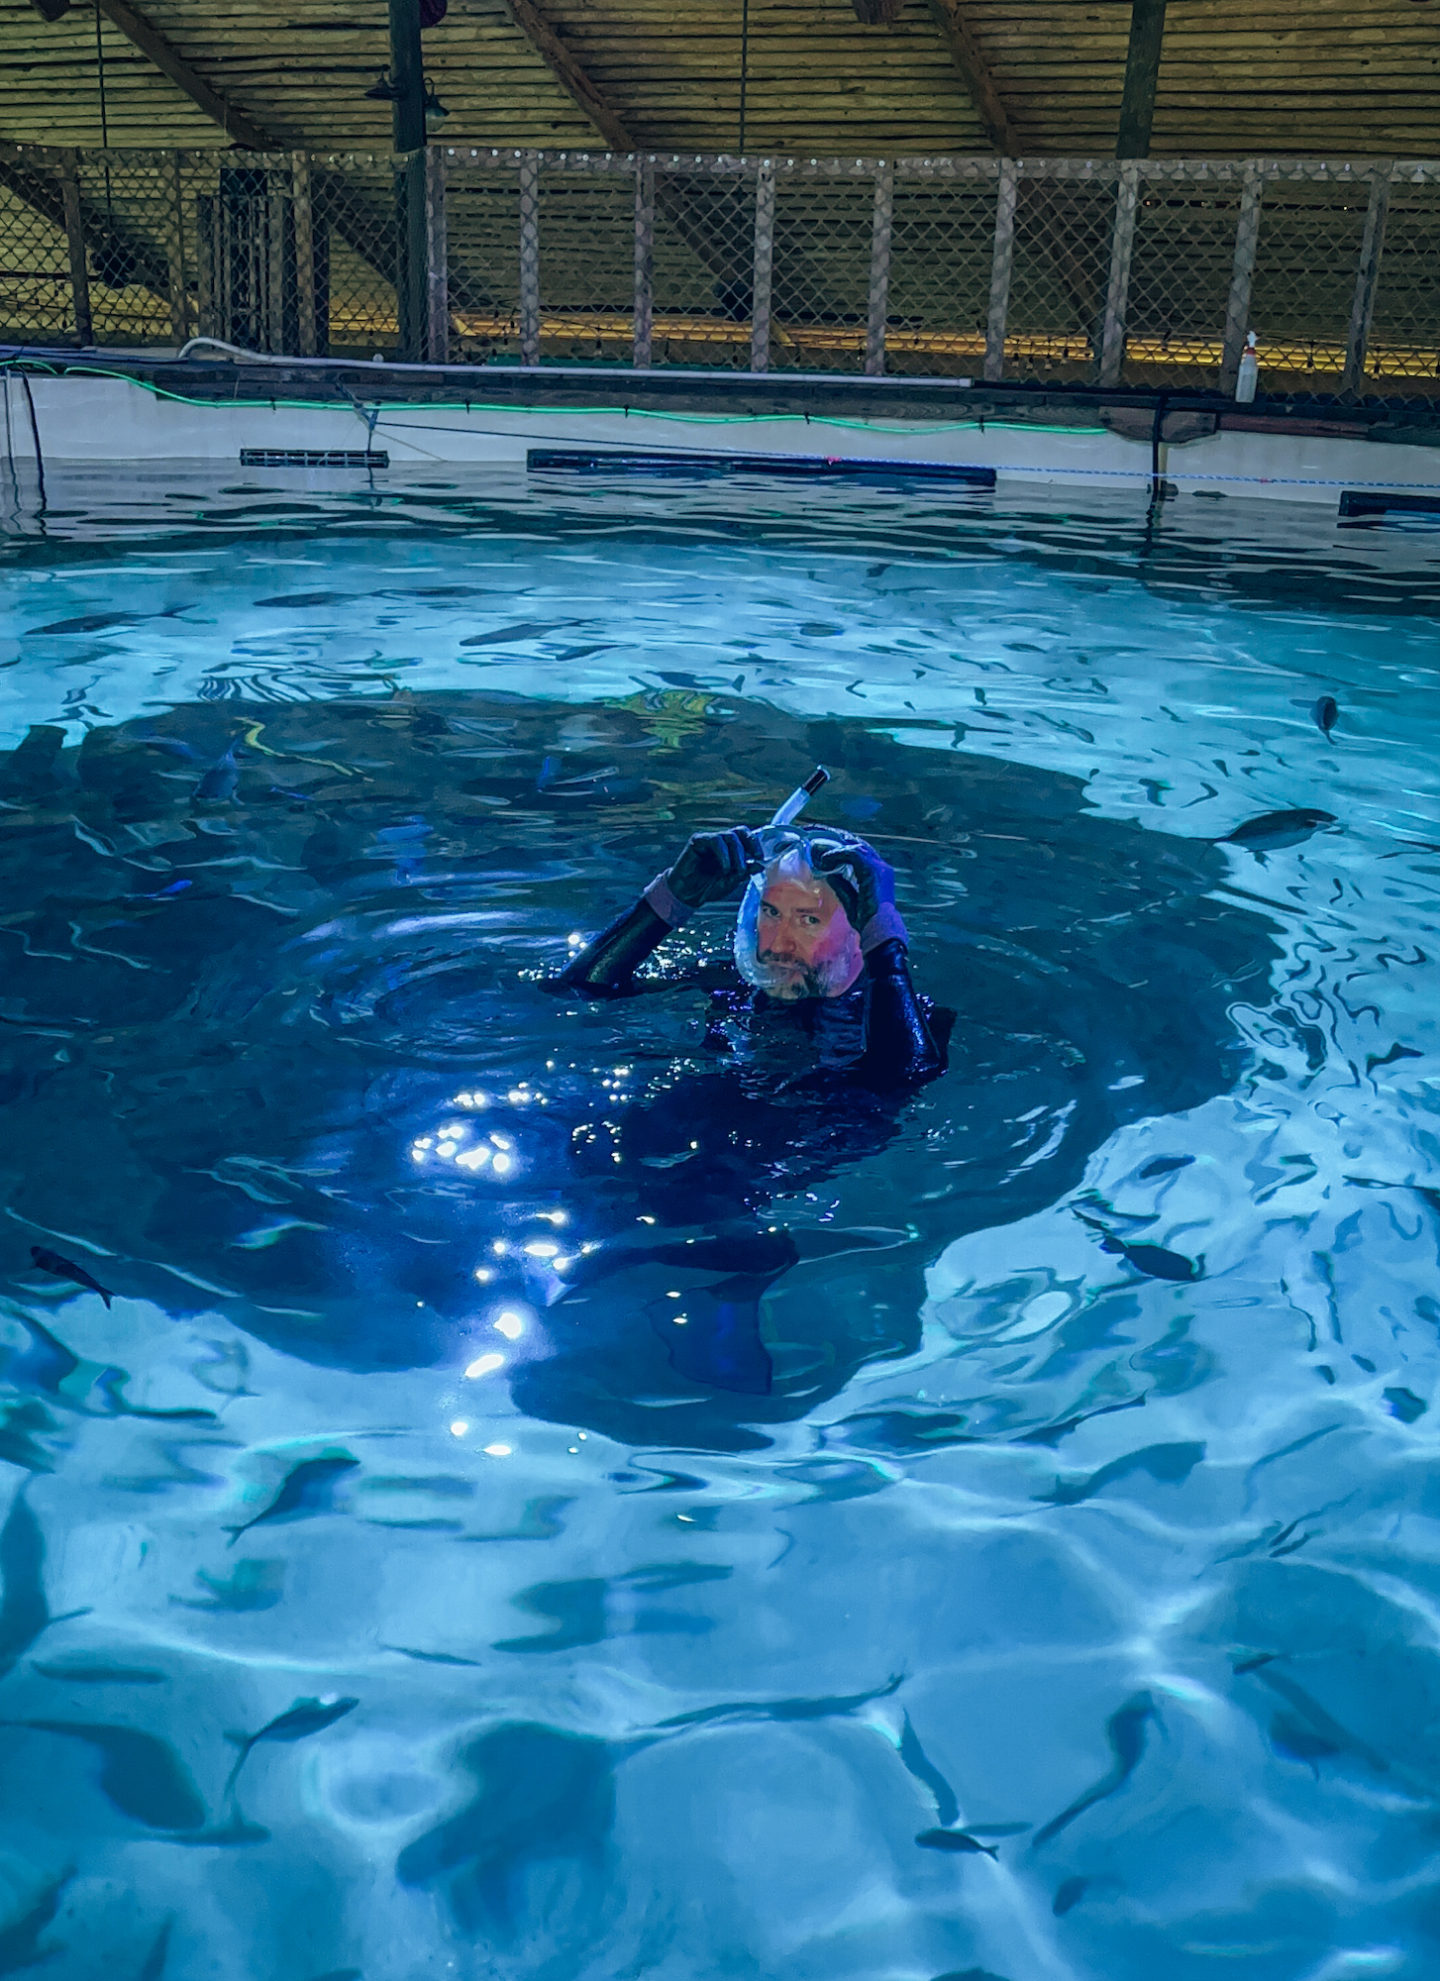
(0, 468, 1438, 1980)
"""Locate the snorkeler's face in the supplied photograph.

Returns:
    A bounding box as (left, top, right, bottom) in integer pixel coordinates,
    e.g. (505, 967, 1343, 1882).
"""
(754, 876, 863, 1000)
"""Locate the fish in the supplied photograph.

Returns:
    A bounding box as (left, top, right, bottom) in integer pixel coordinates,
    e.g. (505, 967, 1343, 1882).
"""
(1031, 1694, 1153, 1846)
(0, 1489, 85, 1677)
(898, 1711, 959, 1828)
(9, 1720, 206, 1830)
(172, 1559, 284, 1612)
(914, 1828, 999, 1858)
(136, 1918, 173, 1981)
(0, 1871, 71, 1973)
(1073, 1213, 1199, 1282)
(460, 621, 580, 647)
(1218, 808, 1337, 856)
(655, 1672, 902, 1730)
(29, 1246, 114, 1309)
(1365, 1043, 1422, 1075)
(223, 1694, 358, 1796)
(252, 591, 353, 608)
(29, 611, 147, 636)
(225, 1453, 360, 1543)
(34, 1661, 166, 1684)
(1311, 694, 1339, 739)
(193, 740, 241, 805)
(1039, 1440, 1206, 1508)
(94, 1369, 218, 1424)
(1139, 1155, 1192, 1178)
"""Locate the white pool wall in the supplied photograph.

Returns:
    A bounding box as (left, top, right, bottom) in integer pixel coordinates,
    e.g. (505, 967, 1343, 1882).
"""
(10, 371, 1440, 507)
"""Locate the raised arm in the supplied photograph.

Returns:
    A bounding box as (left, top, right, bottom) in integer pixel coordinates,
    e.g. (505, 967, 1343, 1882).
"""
(553, 827, 763, 997)
(811, 833, 945, 1087)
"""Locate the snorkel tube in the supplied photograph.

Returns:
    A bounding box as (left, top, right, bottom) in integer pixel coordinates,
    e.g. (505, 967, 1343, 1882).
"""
(759, 765, 830, 851)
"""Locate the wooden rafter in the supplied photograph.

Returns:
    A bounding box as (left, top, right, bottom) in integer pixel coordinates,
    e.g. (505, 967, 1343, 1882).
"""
(504, 0, 635, 152)
(94, 0, 280, 151)
(1115, 0, 1168, 159)
(926, 0, 1015, 155)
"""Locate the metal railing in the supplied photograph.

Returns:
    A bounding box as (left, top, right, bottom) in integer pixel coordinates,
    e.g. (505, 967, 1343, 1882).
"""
(3, 142, 1440, 397)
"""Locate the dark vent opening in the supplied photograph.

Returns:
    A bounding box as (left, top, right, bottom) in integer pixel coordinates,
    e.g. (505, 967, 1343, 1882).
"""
(527, 449, 995, 487)
(239, 449, 388, 468)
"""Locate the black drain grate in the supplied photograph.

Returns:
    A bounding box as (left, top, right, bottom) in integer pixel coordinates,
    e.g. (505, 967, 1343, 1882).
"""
(239, 449, 389, 468)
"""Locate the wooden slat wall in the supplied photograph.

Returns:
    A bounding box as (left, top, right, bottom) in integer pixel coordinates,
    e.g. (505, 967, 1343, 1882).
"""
(0, 0, 1437, 159)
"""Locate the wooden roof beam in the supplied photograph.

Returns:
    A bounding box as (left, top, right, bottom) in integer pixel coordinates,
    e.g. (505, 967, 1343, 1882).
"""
(925, 0, 1015, 155)
(1115, 0, 1167, 159)
(93, 0, 280, 151)
(504, 0, 636, 152)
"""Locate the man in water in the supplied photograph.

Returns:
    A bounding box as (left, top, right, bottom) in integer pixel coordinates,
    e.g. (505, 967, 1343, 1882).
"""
(555, 824, 946, 1091)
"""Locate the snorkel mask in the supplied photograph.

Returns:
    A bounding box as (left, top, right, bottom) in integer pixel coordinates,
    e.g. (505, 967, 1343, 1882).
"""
(733, 769, 864, 1001)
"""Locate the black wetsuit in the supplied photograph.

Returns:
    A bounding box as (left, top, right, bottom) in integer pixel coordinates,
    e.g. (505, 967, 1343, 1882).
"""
(554, 892, 947, 1092)
(539, 892, 951, 1398)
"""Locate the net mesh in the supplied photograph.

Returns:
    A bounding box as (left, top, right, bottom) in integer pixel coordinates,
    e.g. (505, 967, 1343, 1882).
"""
(0, 144, 1437, 399)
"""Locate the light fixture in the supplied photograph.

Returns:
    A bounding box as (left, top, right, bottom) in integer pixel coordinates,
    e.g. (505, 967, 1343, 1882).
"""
(364, 69, 402, 102)
(423, 79, 449, 129)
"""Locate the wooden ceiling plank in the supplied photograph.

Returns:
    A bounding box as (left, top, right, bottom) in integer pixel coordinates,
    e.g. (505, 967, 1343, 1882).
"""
(926, 0, 1016, 152)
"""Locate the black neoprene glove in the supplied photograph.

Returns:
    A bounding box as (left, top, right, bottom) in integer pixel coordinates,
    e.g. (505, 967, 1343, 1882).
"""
(664, 827, 765, 910)
(810, 833, 897, 933)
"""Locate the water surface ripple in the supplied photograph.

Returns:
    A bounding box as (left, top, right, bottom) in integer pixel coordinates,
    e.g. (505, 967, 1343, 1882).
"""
(0, 468, 1438, 1981)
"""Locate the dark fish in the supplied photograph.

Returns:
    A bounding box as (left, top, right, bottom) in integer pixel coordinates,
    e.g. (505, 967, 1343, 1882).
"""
(1384, 1386, 1427, 1424)
(137, 1918, 173, 1981)
(29, 1246, 114, 1309)
(1311, 695, 1339, 739)
(194, 741, 240, 805)
(1365, 1043, 1422, 1075)
(655, 1672, 902, 1730)
(383, 1645, 485, 1667)
(224, 1694, 358, 1795)
(95, 1369, 217, 1424)
(1269, 1710, 1341, 1773)
(10, 1721, 206, 1830)
(225, 1453, 359, 1543)
(1102, 1238, 1199, 1282)
(899, 1711, 959, 1828)
(460, 621, 579, 648)
(1032, 1695, 1153, 1846)
(394, 585, 491, 599)
(0, 1871, 70, 1973)
(29, 611, 146, 636)
(34, 1661, 166, 1684)
(1139, 1155, 1192, 1179)
(252, 591, 353, 608)
(1219, 808, 1337, 855)
(0, 1490, 63, 1676)
(551, 643, 615, 665)
(915, 1828, 998, 1858)
(1040, 1440, 1205, 1508)
(172, 1559, 284, 1612)
(1073, 1214, 1199, 1282)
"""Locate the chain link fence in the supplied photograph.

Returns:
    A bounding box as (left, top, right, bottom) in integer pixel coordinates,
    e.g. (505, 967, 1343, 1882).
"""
(4, 142, 1440, 400)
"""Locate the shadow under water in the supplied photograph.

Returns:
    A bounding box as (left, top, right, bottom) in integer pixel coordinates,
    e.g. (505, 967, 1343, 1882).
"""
(0, 687, 1276, 1450)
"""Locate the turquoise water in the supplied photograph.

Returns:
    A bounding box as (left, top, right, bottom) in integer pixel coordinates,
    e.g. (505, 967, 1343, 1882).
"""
(2, 467, 1440, 1980)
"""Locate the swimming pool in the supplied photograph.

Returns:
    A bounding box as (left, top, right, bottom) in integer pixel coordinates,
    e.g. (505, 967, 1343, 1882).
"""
(2, 466, 1439, 1981)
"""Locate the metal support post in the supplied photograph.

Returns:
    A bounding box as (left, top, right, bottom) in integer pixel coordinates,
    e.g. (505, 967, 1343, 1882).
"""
(424, 145, 448, 363)
(1220, 163, 1262, 393)
(984, 157, 1018, 382)
(518, 151, 541, 366)
(60, 150, 92, 347)
(1098, 159, 1140, 387)
(633, 155, 654, 369)
(1343, 164, 1392, 396)
(750, 161, 775, 374)
(864, 161, 894, 377)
